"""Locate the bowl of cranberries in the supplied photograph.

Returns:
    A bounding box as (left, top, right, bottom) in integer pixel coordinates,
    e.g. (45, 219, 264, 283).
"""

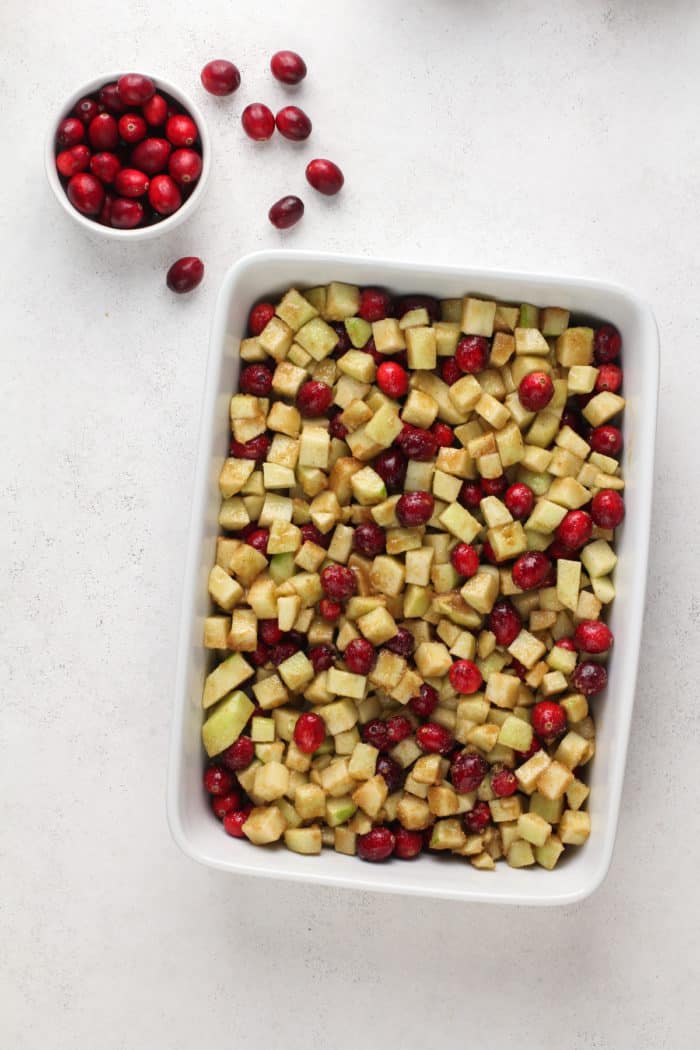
(46, 72, 211, 239)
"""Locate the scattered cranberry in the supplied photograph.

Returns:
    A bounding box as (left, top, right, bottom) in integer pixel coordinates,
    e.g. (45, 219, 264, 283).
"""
(269, 195, 305, 229)
(168, 148, 202, 186)
(491, 767, 518, 798)
(441, 358, 461, 385)
(245, 528, 270, 555)
(449, 660, 483, 695)
(212, 791, 242, 819)
(276, 105, 312, 141)
(395, 296, 440, 322)
(480, 475, 508, 497)
(90, 151, 121, 184)
(321, 564, 356, 600)
(451, 750, 489, 793)
(166, 114, 198, 148)
(450, 543, 479, 578)
(394, 827, 423, 859)
(223, 806, 253, 838)
(409, 683, 439, 718)
(384, 628, 415, 658)
(359, 287, 392, 322)
(294, 712, 326, 754)
(201, 59, 241, 95)
(98, 82, 126, 115)
(575, 620, 613, 653)
(66, 173, 104, 216)
(353, 521, 386, 557)
(532, 701, 567, 740)
(249, 302, 276, 335)
(376, 361, 408, 398)
(130, 137, 171, 175)
(596, 364, 623, 394)
(417, 723, 453, 754)
(591, 489, 625, 529)
(166, 256, 204, 293)
(74, 97, 99, 124)
(590, 425, 623, 457)
(519, 371, 554, 411)
(110, 198, 143, 228)
(117, 73, 155, 106)
(344, 638, 375, 675)
(572, 661, 608, 696)
(463, 802, 491, 833)
(556, 510, 593, 551)
(259, 620, 283, 645)
(358, 827, 395, 862)
(431, 422, 454, 447)
(362, 719, 389, 751)
(239, 364, 273, 396)
(142, 93, 168, 126)
(241, 103, 276, 141)
(305, 158, 344, 195)
(594, 324, 621, 364)
(505, 482, 535, 520)
(512, 551, 551, 590)
(373, 447, 407, 493)
(456, 335, 489, 374)
(396, 491, 434, 527)
(88, 112, 119, 150)
(300, 523, 330, 549)
(114, 168, 150, 197)
(297, 380, 333, 416)
(230, 434, 271, 461)
(56, 145, 91, 177)
(270, 50, 307, 85)
(271, 641, 299, 665)
(458, 481, 482, 509)
(203, 764, 235, 796)
(488, 599, 522, 647)
(57, 117, 85, 148)
(397, 424, 437, 461)
(386, 715, 413, 746)
(309, 645, 336, 673)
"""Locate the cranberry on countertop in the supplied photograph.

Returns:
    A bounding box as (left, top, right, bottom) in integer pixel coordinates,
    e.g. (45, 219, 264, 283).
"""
(305, 158, 344, 195)
(201, 59, 241, 95)
(242, 103, 276, 141)
(270, 50, 307, 85)
(275, 105, 312, 141)
(166, 256, 204, 294)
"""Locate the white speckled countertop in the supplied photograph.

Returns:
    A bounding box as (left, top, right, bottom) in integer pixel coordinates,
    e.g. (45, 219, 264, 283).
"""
(2, 1, 698, 1046)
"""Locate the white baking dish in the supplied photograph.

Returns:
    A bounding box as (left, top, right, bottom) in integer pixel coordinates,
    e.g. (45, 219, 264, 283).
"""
(167, 250, 658, 905)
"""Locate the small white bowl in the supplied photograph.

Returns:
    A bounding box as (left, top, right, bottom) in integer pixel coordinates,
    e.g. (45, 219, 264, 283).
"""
(45, 71, 211, 241)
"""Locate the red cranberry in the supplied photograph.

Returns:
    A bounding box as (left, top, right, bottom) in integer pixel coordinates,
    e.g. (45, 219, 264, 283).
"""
(276, 105, 312, 141)
(512, 551, 551, 590)
(431, 422, 454, 447)
(480, 475, 508, 497)
(481, 539, 499, 565)
(394, 827, 423, 859)
(245, 528, 269, 554)
(373, 448, 407, 494)
(491, 767, 518, 798)
(532, 701, 567, 740)
(459, 481, 482, 509)
(114, 168, 150, 197)
(505, 482, 535, 520)
(450, 542, 479, 578)
(166, 256, 204, 293)
(321, 564, 356, 600)
(488, 599, 522, 647)
(166, 114, 198, 148)
(250, 643, 270, 667)
(572, 661, 608, 696)
(241, 103, 276, 141)
(305, 158, 344, 195)
(130, 137, 171, 175)
(556, 637, 577, 651)
(590, 425, 623, 457)
(117, 113, 146, 144)
(270, 50, 307, 84)
(594, 324, 621, 364)
(117, 73, 155, 106)
(376, 754, 403, 792)
(330, 323, 352, 354)
(395, 296, 440, 322)
(359, 287, 392, 322)
(74, 97, 99, 124)
(384, 628, 414, 658)
(397, 424, 437, 461)
(329, 413, 348, 440)
(396, 491, 434, 527)
(417, 723, 453, 754)
(221, 736, 255, 771)
(300, 523, 330, 549)
(591, 489, 625, 528)
(449, 660, 483, 695)
(463, 801, 491, 833)
(519, 371, 554, 411)
(376, 361, 408, 398)
(142, 93, 168, 125)
(561, 407, 583, 434)
(510, 658, 528, 680)
(294, 712, 326, 754)
(451, 750, 489, 793)
(362, 719, 389, 751)
(249, 302, 276, 335)
(201, 59, 241, 95)
(358, 827, 395, 862)
(409, 683, 439, 718)
(97, 194, 114, 226)
(203, 764, 235, 796)
(149, 174, 182, 215)
(212, 791, 242, 819)
(259, 620, 282, 646)
(110, 198, 143, 228)
(309, 645, 336, 673)
(90, 151, 121, 183)
(271, 641, 299, 666)
(239, 364, 273, 396)
(517, 734, 542, 761)
(56, 145, 91, 177)
(230, 434, 271, 461)
(556, 510, 593, 551)
(595, 364, 622, 394)
(66, 172, 104, 216)
(353, 521, 386, 557)
(547, 540, 576, 560)
(223, 806, 253, 837)
(456, 335, 489, 374)
(386, 716, 412, 746)
(98, 82, 127, 115)
(57, 116, 85, 148)
(344, 638, 375, 675)
(89, 113, 119, 150)
(441, 358, 462, 385)
(269, 195, 304, 229)
(168, 148, 202, 186)
(575, 620, 613, 653)
(297, 380, 333, 417)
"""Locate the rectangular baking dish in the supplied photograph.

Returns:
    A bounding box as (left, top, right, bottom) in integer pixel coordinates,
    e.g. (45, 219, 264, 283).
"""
(167, 250, 658, 905)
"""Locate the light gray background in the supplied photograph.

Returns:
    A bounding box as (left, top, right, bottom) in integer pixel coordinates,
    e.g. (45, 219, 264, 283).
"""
(2, 1, 697, 1047)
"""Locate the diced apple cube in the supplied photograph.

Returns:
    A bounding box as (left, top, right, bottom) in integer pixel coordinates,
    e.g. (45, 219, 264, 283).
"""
(356, 606, 397, 646)
(218, 497, 250, 532)
(449, 374, 483, 414)
(507, 630, 546, 670)
(348, 741, 379, 781)
(514, 327, 549, 355)
(368, 650, 407, 690)
(525, 498, 567, 534)
(320, 758, 356, 798)
(567, 365, 598, 395)
(227, 608, 257, 652)
(352, 774, 388, 818)
(583, 391, 625, 427)
(556, 327, 594, 367)
(202, 652, 254, 709)
(201, 690, 255, 756)
(326, 668, 367, 700)
(517, 811, 551, 847)
(397, 794, 432, 830)
(369, 555, 405, 596)
(460, 570, 498, 615)
(559, 809, 591, 845)
(219, 458, 255, 498)
(439, 503, 481, 544)
(536, 760, 574, 801)
(548, 477, 591, 510)
(487, 522, 528, 562)
(461, 297, 496, 337)
(295, 317, 339, 361)
(433, 321, 460, 356)
(372, 318, 405, 353)
(485, 672, 520, 710)
(204, 615, 231, 649)
(294, 783, 327, 820)
(349, 465, 386, 506)
(498, 715, 533, 752)
(429, 818, 466, 850)
(436, 447, 470, 478)
(554, 731, 589, 770)
(527, 410, 561, 449)
(253, 760, 290, 802)
(475, 393, 510, 430)
(208, 565, 243, 612)
(240, 336, 265, 362)
(363, 403, 403, 449)
(323, 281, 360, 320)
(489, 796, 523, 822)
(390, 669, 425, 706)
(344, 316, 372, 348)
(242, 805, 287, 845)
(401, 389, 438, 429)
(427, 784, 459, 817)
(581, 539, 617, 578)
(275, 287, 318, 331)
(556, 559, 581, 613)
(253, 673, 289, 711)
(259, 316, 294, 362)
(515, 750, 551, 794)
